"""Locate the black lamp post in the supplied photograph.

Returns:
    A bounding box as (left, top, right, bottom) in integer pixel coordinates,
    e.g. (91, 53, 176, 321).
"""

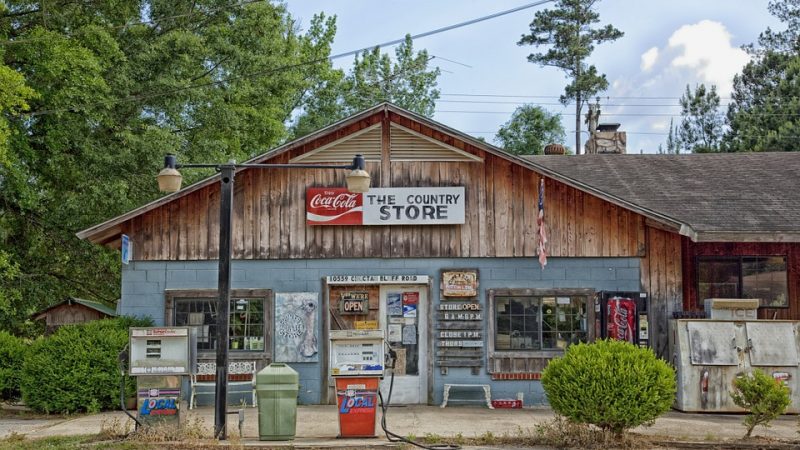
(157, 154, 370, 439)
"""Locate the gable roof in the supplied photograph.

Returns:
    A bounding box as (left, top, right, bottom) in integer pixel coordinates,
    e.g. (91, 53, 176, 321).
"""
(526, 153, 800, 242)
(33, 297, 117, 320)
(76, 102, 800, 245)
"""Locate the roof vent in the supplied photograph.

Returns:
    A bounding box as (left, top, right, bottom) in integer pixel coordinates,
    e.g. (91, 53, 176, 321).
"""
(543, 143, 566, 155)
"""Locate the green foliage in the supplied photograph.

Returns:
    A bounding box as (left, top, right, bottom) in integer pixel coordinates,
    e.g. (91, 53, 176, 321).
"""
(541, 339, 675, 435)
(19, 317, 151, 414)
(495, 105, 566, 155)
(724, 0, 800, 152)
(518, 0, 622, 152)
(730, 369, 791, 438)
(292, 35, 440, 137)
(0, 331, 26, 400)
(677, 84, 723, 153)
(658, 119, 680, 154)
(0, 2, 343, 335)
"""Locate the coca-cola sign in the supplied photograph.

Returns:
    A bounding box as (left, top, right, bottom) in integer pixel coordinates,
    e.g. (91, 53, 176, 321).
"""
(606, 298, 636, 343)
(306, 188, 363, 225)
(306, 187, 466, 226)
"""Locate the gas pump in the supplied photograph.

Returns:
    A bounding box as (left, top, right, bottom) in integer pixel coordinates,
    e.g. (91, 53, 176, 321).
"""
(128, 327, 196, 426)
(329, 329, 384, 438)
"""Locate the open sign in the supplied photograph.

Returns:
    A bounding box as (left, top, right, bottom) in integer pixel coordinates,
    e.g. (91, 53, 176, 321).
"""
(340, 298, 369, 315)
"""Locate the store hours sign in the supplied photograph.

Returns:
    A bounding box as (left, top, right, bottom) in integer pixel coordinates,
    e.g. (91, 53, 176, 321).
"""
(307, 187, 465, 225)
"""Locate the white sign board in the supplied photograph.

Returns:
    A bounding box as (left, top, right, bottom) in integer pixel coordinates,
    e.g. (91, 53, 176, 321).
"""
(362, 187, 465, 225)
(326, 275, 429, 285)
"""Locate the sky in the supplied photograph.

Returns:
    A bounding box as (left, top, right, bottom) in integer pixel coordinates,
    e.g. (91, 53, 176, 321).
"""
(283, 1, 782, 154)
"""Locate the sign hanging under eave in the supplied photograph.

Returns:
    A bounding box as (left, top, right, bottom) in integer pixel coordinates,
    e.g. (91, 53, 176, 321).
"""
(121, 234, 132, 265)
(307, 187, 465, 226)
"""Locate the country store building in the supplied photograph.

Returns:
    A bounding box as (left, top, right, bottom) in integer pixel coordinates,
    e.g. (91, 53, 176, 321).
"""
(78, 103, 800, 406)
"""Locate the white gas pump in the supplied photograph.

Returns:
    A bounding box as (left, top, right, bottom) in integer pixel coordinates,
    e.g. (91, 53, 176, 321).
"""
(128, 327, 196, 426)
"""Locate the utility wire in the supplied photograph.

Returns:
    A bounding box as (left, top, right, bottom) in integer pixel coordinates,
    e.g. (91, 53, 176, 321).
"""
(329, 0, 555, 60)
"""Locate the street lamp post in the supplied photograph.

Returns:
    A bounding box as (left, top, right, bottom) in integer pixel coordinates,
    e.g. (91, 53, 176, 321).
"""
(157, 154, 370, 439)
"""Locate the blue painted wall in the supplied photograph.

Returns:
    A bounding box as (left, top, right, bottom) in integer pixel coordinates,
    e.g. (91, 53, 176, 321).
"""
(121, 257, 640, 405)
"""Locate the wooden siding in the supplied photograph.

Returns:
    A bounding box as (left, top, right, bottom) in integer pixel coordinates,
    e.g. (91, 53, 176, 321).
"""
(123, 113, 646, 261)
(682, 242, 800, 320)
(640, 226, 683, 358)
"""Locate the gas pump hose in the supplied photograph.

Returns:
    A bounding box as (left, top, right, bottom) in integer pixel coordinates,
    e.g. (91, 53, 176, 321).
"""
(378, 347, 460, 450)
(118, 344, 142, 430)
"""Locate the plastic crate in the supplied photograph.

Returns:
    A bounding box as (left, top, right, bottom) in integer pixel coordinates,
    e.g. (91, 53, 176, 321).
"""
(491, 399, 522, 409)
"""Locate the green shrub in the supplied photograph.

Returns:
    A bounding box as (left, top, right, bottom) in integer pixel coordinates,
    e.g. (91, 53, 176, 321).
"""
(19, 316, 152, 414)
(541, 339, 676, 435)
(730, 369, 791, 438)
(0, 331, 26, 400)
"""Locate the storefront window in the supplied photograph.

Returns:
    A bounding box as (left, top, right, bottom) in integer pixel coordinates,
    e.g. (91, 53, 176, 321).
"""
(698, 256, 788, 307)
(174, 297, 266, 351)
(494, 295, 588, 351)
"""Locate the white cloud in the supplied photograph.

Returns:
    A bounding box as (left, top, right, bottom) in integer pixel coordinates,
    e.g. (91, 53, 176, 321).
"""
(640, 47, 659, 71)
(666, 20, 750, 95)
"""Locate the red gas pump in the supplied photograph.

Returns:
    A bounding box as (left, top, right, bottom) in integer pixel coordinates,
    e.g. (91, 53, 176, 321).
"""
(329, 330, 385, 438)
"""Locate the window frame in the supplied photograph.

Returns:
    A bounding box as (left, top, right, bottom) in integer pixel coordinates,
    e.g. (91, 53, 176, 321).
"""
(487, 288, 595, 359)
(696, 256, 789, 309)
(164, 289, 272, 360)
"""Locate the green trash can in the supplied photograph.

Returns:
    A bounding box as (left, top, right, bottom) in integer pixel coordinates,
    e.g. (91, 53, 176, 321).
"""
(255, 363, 299, 440)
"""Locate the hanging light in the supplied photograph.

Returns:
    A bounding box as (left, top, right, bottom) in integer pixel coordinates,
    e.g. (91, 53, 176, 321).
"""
(345, 154, 370, 193)
(157, 154, 183, 193)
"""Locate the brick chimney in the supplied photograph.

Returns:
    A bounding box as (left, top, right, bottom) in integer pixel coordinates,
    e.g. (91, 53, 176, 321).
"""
(585, 123, 627, 154)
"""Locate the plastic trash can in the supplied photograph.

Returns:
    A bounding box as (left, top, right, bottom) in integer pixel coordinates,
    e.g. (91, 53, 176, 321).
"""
(255, 363, 299, 440)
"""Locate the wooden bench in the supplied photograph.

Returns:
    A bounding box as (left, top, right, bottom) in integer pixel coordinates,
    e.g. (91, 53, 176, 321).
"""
(189, 361, 257, 409)
(440, 384, 494, 409)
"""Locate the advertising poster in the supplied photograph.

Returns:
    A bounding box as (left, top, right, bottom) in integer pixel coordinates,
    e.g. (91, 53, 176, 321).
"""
(402, 292, 419, 318)
(387, 293, 402, 316)
(387, 324, 402, 343)
(275, 292, 319, 362)
(402, 325, 417, 345)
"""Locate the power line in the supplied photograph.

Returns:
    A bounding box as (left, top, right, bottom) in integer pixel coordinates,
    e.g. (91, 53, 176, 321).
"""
(329, 0, 555, 59)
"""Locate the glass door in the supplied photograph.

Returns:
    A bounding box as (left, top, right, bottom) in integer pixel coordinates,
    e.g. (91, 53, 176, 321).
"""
(379, 285, 427, 404)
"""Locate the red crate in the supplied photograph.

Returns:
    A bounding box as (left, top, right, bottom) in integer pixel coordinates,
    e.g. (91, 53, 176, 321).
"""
(491, 399, 522, 409)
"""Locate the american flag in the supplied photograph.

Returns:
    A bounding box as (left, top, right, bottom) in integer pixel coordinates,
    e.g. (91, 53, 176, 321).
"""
(537, 178, 547, 268)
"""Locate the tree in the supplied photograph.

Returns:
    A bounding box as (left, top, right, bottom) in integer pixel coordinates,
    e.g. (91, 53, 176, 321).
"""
(658, 119, 680, 154)
(518, 0, 623, 154)
(494, 105, 566, 155)
(0, 1, 339, 335)
(291, 35, 440, 137)
(724, 0, 800, 152)
(677, 84, 723, 153)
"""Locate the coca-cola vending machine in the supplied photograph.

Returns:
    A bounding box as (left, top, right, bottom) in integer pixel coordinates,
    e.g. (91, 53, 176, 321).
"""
(594, 291, 649, 347)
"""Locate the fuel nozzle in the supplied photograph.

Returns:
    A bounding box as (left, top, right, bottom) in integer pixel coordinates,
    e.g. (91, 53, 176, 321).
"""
(385, 342, 397, 369)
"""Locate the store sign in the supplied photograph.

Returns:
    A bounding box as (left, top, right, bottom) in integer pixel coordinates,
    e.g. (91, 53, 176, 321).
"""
(307, 187, 465, 226)
(442, 270, 478, 297)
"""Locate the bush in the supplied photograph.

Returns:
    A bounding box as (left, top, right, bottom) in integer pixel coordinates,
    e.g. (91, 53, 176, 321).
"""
(541, 339, 676, 435)
(730, 369, 791, 438)
(0, 331, 26, 400)
(19, 316, 152, 414)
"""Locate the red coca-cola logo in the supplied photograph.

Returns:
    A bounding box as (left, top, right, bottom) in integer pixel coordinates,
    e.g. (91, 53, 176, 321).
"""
(306, 188, 363, 225)
(607, 298, 635, 343)
(309, 192, 359, 210)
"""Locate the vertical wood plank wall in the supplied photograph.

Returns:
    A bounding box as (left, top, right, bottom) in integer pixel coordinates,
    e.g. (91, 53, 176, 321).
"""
(124, 113, 646, 261)
(640, 226, 683, 358)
